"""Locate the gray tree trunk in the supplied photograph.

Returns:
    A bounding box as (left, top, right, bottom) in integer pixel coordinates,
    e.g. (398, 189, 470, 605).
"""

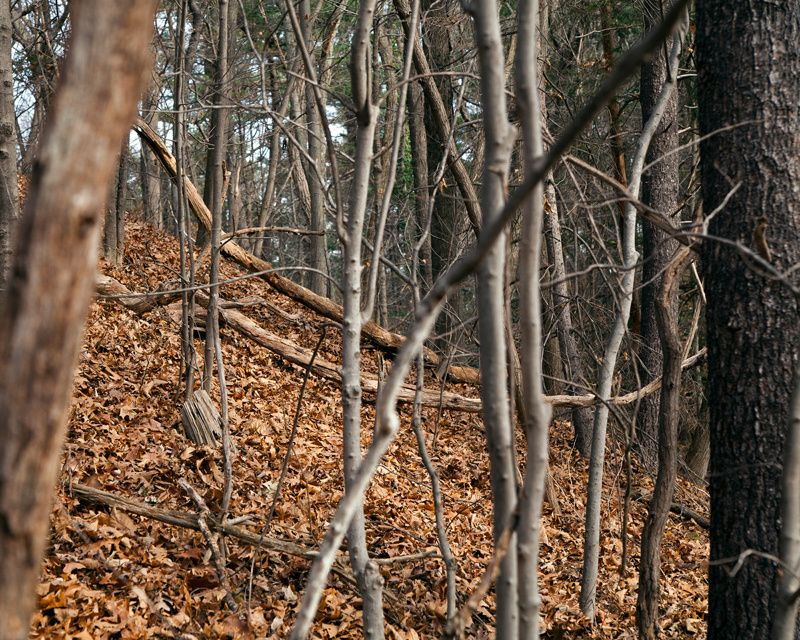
(515, 2, 552, 637)
(0, 0, 18, 289)
(300, 0, 328, 296)
(340, 1, 385, 635)
(140, 80, 162, 227)
(472, 2, 518, 637)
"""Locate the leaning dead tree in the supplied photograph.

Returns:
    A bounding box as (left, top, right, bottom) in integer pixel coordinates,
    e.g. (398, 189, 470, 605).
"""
(0, 2, 156, 639)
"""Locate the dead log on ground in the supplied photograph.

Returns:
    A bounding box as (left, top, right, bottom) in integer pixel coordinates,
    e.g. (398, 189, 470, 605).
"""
(132, 117, 481, 387)
(95, 274, 706, 412)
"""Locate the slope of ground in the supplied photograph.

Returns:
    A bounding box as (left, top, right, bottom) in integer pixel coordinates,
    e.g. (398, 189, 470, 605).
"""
(31, 221, 708, 639)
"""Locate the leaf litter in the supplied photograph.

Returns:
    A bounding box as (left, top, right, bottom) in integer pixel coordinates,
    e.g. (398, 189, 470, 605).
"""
(33, 220, 709, 638)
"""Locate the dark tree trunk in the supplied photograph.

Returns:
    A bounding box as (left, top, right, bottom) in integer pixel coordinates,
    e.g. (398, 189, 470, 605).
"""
(636, 248, 688, 639)
(0, 0, 18, 288)
(637, 0, 680, 470)
(422, 0, 466, 351)
(408, 81, 433, 290)
(697, 1, 800, 637)
(0, 2, 155, 636)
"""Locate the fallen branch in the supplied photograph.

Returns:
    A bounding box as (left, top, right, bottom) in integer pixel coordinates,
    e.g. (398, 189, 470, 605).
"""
(96, 275, 706, 411)
(132, 117, 481, 386)
(669, 502, 710, 530)
(67, 482, 412, 601)
(68, 482, 314, 556)
(178, 478, 237, 611)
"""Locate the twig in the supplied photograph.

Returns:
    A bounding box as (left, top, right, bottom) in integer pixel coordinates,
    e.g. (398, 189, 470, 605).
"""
(178, 478, 238, 611)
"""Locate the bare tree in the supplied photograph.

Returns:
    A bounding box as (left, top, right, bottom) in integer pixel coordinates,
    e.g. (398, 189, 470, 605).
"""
(0, 2, 156, 637)
(515, 1, 552, 637)
(580, 8, 686, 620)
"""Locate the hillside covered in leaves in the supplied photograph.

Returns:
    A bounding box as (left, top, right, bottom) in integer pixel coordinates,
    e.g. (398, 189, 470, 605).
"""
(35, 222, 708, 639)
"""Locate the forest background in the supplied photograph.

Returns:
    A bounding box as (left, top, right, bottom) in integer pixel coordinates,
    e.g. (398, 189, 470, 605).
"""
(0, 1, 798, 639)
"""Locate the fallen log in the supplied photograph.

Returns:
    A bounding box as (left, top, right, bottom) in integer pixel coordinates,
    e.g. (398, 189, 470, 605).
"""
(96, 274, 181, 314)
(67, 482, 427, 602)
(68, 482, 313, 559)
(95, 274, 706, 412)
(132, 117, 480, 387)
(96, 274, 483, 413)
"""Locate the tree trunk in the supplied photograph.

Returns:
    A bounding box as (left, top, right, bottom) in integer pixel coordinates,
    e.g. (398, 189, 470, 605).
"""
(339, 1, 385, 635)
(636, 248, 689, 639)
(580, 13, 686, 620)
(0, 0, 18, 288)
(140, 80, 162, 227)
(515, 2, 553, 637)
(540, 0, 593, 458)
(696, 1, 800, 637)
(422, 0, 466, 353)
(0, 3, 155, 637)
(637, 0, 680, 470)
(473, 3, 519, 637)
(300, 0, 328, 296)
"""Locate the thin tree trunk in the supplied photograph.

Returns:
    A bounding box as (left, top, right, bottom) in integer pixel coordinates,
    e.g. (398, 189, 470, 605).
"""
(0, 0, 18, 288)
(773, 368, 800, 640)
(472, 2, 518, 637)
(408, 81, 433, 290)
(0, 3, 155, 637)
(540, 0, 593, 458)
(636, 247, 689, 638)
(114, 139, 129, 264)
(300, 0, 327, 296)
(335, 0, 385, 635)
(580, 13, 686, 621)
(515, 2, 553, 637)
(637, 0, 680, 470)
(140, 79, 161, 227)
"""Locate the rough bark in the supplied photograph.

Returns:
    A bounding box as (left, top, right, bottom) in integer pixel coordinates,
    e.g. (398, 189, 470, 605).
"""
(637, 0, 680, 470)
(0, 0, 18, 288)
(140, 79, 162, 227)
(300, 0, 328, 296)
(408, 81, 433, 290)
(421, 0, 464, 349)
(696, 1, 800, 638)
(0, 3, 155, 637)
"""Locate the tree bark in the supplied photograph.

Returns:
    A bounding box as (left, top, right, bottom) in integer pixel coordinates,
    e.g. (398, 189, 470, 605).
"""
(300, 0, 328, 296)
(637, 0, 680, 470)
(540, 0, 593, 458)
(696, 1, 800, 638)
(0, 3, 155, 638)
(636, 247, 689, 639)
(472, 2, 519, 636)
(515, 2, 553, 636)
(140, 79, 162, 227)
(0, 0, 18, 288)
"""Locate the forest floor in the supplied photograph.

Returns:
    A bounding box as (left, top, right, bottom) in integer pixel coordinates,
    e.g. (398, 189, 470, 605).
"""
(33, 221, 709, 639)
